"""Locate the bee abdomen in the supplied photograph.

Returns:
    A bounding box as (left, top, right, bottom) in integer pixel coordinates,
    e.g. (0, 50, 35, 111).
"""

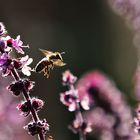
(35, 60, 52, 73)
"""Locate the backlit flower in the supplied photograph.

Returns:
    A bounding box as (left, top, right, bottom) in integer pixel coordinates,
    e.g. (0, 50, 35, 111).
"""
(62, 70, 77, 85)
(12, 35, 29, 54)
(69, 119, 92, 135)
(7, 79, 34, 96)
(24, 119, 49, 136)
(0, 53, 13, 76)
(76, 70, 135, 140)
(60, 90, 79, 112)
(14, 55, 33, 76)
(0, 22, 6, 36)
(32, 98, 44, 111)
(17, 101, 30, 116)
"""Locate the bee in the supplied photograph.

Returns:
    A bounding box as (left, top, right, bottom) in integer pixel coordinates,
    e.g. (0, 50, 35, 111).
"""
(34, 49, 66, 78)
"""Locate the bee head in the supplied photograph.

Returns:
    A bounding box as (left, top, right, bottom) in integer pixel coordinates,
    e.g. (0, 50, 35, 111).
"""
(55, 53, 63, 61)
(50, 52, 65, 61)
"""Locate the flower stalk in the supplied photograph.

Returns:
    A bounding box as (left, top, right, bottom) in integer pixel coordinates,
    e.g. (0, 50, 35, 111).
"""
(0, 23, 49, 140)
(60, 70, 92, 140)
(70, 84, 86, 140)
(11, 68, 44, 140)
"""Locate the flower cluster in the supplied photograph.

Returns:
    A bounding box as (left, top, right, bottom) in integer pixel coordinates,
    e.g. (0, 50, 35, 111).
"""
(60, 70, 79, 112)
(108, 1, 140, 139)
(134, 66, 140, 100)
(17, 98, 44, 116)
(0, 76, 32, 140)
(133, 104, 140, 134)
(69, 115, 92, 135)
(76, 70, 136, 140)
(7, 79, 34, 96)
(24, 119, 49, 136)
(60, 70, 139, 140)
(0, 22, 49, 140)
(0, 29, 32, 77)
(60, 70, 92, 139)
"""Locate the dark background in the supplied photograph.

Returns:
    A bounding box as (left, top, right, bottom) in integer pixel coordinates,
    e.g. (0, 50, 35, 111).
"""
(0, 0, 137, 139)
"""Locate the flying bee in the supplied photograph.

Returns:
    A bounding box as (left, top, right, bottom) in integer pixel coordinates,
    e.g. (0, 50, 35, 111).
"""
(34, 49, 66, 78)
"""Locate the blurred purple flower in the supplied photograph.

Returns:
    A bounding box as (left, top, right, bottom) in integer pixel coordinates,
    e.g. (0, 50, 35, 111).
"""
(108, 0, 140, 47)
(134, 66, 140, 100)
(76, 70, 135, 140)
(69, 117, 92, 135)
(60, 90, 79, 112)
(62, 70, 77, 85)
(133, 105, 140, 133)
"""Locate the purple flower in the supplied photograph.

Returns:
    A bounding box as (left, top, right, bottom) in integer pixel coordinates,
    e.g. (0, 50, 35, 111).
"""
(7, 80, 25, 96)
(14, 55, 33, 76)
(17, 98, 44, 116)
(108, 0, 140, 47)
(0, 22, 50, 140)
(0, 76, 32, 140)
(0, 36, 13, 53)
(32, 98, 44, 112)
(0, 22, 6, 36)
(23, 79, 35, 91)
(134, 66, 140, 100)
(69, 119, 92, 135)
(12, 35, 29, 54)
(17, 101, 30, 116)
(60, 70, 93, 139)
(0, 53, 13, 76)
(76, 70, 135, 140)
(24, 119, 49, 136)
(60, 90, 79, 112)
(62, 70, 77, 85)
(20, 55, 33, 76)
(0, 40, 7, 53)
(133, 104, 140, 135)
(7, 79, 34, 96)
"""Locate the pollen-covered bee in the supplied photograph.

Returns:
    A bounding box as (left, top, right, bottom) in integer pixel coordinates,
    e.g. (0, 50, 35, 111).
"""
(34, 49, 66, 78)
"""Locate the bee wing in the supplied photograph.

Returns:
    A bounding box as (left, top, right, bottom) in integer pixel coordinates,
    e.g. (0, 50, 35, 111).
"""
(39, 48, 54, 58)
(53, 60, 66, 66)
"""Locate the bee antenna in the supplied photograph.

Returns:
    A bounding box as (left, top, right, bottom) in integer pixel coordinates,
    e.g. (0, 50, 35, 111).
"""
(61, 52, 65, 55)
(39, 48, 45, 52)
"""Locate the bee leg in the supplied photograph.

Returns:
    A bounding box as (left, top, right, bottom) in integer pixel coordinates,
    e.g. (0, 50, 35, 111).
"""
(44, 66, 50, 78)
(50, 61, 54, 70)
(47, 68, 51, 78)
(43, 67, 48, 77)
